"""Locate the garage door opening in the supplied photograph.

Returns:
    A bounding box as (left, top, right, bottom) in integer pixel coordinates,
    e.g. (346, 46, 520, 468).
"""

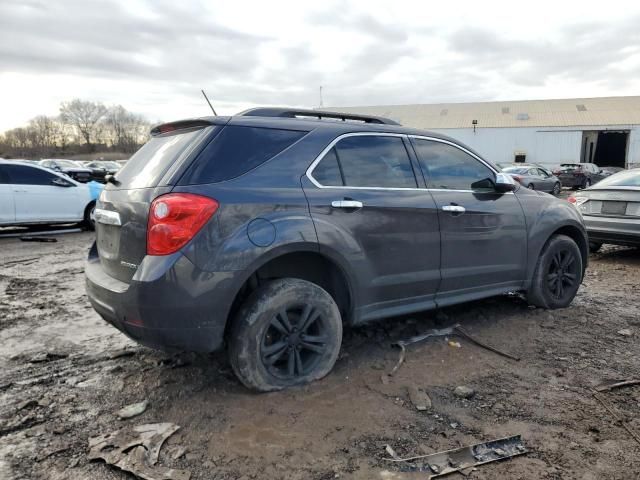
(592, 131, 628, 168)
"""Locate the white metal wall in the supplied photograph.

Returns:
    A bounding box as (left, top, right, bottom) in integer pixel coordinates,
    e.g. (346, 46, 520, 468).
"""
(427, 125, 640, 168)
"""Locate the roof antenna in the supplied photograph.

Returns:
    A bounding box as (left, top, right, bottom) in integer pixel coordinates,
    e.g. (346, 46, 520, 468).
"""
(201, 89, 217, 116)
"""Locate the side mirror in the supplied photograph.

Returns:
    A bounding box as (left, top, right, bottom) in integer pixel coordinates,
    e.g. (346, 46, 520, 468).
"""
(494, 173, 517, 193)
(52, 177, 72, 187)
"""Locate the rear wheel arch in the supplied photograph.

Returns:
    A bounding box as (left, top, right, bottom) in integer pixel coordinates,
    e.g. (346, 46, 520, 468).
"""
(225, 250, 354, 340)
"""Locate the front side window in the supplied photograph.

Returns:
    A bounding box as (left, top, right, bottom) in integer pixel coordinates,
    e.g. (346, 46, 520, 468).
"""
(4, 164, 57, 185)
(312, 135, 417, 188)
(412, 139, 495, 191)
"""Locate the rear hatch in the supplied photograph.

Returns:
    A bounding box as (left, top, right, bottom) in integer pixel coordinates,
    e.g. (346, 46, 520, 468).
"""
(578, 188, 640, 217)
(95, 121, 218, 282)
(556, 164, 584, 183)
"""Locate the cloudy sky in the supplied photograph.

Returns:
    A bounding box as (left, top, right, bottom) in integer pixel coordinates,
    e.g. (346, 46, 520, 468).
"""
(1, 0, 639, 132)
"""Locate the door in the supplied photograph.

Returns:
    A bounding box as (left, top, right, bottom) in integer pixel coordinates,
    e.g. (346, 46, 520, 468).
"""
(0, 166, 16, 224)
(4, 164, 83, 223)
(536, 167, 555, 191)
(303, 133, 441, 322)
(410, 137, 527, 306)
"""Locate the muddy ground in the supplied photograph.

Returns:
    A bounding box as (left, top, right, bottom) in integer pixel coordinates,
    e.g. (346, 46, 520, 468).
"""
(0, 230, 639, 480)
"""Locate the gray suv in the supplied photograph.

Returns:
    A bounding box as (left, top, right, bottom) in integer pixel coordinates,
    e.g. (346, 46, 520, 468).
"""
(85, 108, 588, 391)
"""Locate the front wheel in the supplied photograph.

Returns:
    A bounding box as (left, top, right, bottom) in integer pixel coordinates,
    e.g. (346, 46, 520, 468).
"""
(527, 183, 535, 190)
(527, 234, 583, 309)
(552, 182, 561, 196)
(228, 278, 343, 392)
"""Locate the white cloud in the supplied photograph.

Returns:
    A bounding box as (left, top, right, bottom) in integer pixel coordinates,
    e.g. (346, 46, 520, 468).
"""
(1, 0, 640, 132)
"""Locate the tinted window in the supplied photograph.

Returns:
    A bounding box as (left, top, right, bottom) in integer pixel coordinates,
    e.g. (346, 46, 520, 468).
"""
(116, 127, 210, 189)
(180, 126, 307, 185)
(4, 164, 57, 185)
(0, 167, 9, 184)
(333, 136, 417, 188)
(312, 148, 343, 186)
(413, 139, 495, 190)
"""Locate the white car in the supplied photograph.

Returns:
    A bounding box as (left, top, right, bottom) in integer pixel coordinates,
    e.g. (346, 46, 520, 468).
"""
(0, 160, 100, 229)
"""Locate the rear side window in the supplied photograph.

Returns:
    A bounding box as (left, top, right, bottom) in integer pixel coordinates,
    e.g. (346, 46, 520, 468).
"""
(3, 164, 57, 185)
(413, 139, 495, 190)
(115, 127, 209, 189)
(312, 135, 416, 188)
(180, 126, 307, 185)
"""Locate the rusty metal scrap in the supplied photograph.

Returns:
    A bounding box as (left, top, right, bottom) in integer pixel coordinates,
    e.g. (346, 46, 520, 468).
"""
(383, 434, 528, 478)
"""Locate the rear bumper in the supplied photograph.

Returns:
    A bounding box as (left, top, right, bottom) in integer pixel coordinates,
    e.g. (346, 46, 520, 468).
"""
(559, 176, 585, 187)
(85, 243, 241, 353)
(584, 215, 640, 246)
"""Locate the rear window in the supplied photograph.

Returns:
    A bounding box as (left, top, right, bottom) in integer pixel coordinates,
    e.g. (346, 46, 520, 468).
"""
(595, 169, 640, 187)
(560, 164, 582, 171)
(115, 127, 209, 189)
(179, 126, 307, 185)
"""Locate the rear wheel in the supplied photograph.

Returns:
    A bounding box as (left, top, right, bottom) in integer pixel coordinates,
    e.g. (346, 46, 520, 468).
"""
(527, 183, 535, 190)
(229, 278, 342, 392)
(552, 182, 561, 196)
(589, 242, 602, 253)
(582, 178, 592, 189)
(527, 234, 583, 309)
(82, 202, 95, 231)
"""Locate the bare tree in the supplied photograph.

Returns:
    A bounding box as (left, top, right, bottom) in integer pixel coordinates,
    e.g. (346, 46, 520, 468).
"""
(59, 99, 108, 152)
(105, 105, 151, 153)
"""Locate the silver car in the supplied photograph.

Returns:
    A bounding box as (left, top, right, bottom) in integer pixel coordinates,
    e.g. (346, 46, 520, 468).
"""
(570, 168, 640, 252)
(502, 164, 562, 195)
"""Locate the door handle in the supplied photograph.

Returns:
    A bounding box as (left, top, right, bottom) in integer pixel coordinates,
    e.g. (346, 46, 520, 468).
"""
(331, 200, 363, 209)
(442, 205, 466, 214)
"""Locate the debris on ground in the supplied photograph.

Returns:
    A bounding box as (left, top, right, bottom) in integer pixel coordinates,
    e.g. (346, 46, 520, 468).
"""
(383, 434, 528, 478)
(88, 423, 190, 480)
(116, 400, 150, 420)
(407, 386, 432, 411)
(387, 323, 520, 379)
(595, 379, 640, 392)
(592, 392, 640, 446)
(617, 328, 632, 337)
(454, 386, 475, 399)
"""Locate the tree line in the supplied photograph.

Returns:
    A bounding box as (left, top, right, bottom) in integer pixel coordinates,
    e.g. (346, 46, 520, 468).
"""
(0, 99, 154, 158)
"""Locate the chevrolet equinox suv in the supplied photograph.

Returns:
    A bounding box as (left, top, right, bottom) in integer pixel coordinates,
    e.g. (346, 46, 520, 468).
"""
(86, 108, 588, 391)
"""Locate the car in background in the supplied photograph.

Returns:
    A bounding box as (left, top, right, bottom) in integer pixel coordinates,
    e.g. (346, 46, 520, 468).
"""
(85, 108, 588, 392)
(501, 164, 562, 195)
(599, 166, 625, 178)
(83, 161, 122, 183)
(569, 168, 640, 252)
(553, 163, 605, 189)
(39, 159, 93, 183)
(0, 159, 100, 229)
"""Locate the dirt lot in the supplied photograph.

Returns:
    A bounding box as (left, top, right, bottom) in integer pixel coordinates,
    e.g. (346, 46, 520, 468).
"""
(1, 231, 639, 480)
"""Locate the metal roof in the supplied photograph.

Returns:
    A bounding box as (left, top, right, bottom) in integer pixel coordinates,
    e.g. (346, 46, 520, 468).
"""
(332, 96, 640, 129)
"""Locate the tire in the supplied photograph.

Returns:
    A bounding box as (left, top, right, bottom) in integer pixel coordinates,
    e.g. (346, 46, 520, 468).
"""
(228, 278, 342, 392)
(82, 202, 95, 231)
(589, 242, 602, 254)
(527, 183, 535, 190)
(582, 178, 591, 189)
(552, 183, 561, 196)
(527, 234, 583, 309)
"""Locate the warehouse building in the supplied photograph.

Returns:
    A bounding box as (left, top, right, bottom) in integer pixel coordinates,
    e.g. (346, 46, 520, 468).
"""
(337, 96, 640, 169)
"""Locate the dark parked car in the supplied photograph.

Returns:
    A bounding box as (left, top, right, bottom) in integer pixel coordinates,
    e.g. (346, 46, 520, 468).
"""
(553, 163, 605, 189)
(83, 161, 121, 183)
(39, 159, 92, 183)
(501, 164, 562, 195)
(569, 168, 640, 252)
(86, 108, 588, 391)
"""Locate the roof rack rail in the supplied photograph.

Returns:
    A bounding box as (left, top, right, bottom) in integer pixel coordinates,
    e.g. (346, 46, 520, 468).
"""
(237, 108, 400, 125)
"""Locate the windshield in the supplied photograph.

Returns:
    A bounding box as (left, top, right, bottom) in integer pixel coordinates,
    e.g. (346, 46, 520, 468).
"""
(559, 164, 581, 171)
(502, 167, 529, 174)
(594, 169, 640, 188)
(55, 160, 82, 168)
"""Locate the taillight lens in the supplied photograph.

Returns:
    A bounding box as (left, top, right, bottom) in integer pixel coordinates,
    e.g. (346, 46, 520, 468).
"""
(147, 193, 218, 255)
(512, 175, 524, 184)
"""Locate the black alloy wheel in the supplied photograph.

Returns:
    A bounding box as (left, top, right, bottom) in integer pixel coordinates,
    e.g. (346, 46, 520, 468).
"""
(546, 249, 579, 301)
(552, 182, 561, 195)
(261, 305, 328, 379)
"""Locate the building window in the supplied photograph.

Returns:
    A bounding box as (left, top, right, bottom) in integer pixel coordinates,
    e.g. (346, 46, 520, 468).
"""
(514, 153, 526, 163)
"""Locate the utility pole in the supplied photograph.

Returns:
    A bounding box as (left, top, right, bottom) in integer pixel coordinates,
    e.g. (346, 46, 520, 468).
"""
(319, 86, 324, 108)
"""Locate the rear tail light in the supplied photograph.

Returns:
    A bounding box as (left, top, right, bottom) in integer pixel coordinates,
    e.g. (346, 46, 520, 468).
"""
(512, 174, 524, 184)
(567, 196, 588, 206)
(147, 193, 219, 255)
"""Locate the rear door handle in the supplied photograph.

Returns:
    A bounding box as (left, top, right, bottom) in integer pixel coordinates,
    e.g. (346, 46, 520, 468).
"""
(331, 200, 363, 209)
(442, 205, 466, 214)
